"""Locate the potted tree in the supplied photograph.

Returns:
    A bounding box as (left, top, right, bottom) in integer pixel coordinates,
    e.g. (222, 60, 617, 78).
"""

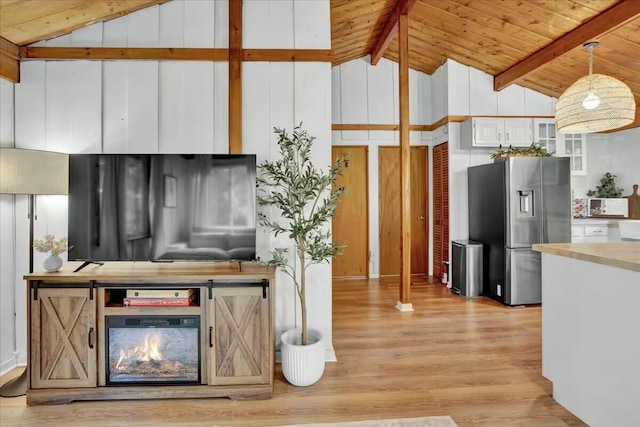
(257, 124, 346, 386)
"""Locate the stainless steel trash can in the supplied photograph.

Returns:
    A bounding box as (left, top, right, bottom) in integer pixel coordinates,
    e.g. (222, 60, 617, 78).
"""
(451, 240, 483, 297)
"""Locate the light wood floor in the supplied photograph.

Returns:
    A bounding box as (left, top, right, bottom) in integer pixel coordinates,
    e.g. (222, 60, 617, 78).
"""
(0, 277, 585, 427)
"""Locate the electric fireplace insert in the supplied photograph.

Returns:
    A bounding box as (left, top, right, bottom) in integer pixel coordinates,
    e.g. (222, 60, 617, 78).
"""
(105, 315, 201, 385)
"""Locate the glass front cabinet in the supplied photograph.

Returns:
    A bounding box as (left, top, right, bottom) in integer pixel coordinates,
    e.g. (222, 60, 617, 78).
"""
(533, 119, 586, 175)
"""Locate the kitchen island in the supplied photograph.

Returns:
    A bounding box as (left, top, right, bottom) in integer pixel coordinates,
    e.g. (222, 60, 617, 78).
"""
(532, 242, 640, 427)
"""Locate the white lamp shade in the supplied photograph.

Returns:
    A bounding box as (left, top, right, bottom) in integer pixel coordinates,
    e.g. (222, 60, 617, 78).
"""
(555, 73, 636, 134)
(0, 148, 69, 195)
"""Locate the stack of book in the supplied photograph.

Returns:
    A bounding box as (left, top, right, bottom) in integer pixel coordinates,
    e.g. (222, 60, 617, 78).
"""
(123, 289, 196, 307)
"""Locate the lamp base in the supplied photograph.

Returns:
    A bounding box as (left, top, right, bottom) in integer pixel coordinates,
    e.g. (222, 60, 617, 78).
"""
(0, 368, 27, 397)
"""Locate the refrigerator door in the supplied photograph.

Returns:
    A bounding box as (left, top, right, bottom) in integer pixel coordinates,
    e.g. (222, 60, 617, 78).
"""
(505, 248, 541, 305)
(468, 162, 505, 298)
(505, 158, 543, 248)
(541, 157, 572, 243)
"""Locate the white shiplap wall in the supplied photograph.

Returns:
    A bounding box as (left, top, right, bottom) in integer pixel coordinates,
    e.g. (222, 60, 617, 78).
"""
(0, 79, 19, 374)
(11, 0, 335, 363)
(331, 56, 431, 143)
(242, 0, 333, 359)
(446, 58, 556, 117)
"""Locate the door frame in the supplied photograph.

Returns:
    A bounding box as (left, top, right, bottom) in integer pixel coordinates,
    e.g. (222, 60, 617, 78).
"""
(332, 145, 369, 279)
(377, 145, 429, 277)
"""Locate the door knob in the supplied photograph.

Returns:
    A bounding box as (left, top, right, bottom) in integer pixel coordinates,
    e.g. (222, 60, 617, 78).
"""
(417, 216, 425, 220)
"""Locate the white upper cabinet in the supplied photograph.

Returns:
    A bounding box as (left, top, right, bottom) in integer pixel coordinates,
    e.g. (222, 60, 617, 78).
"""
(461, 118, 533, 148)
(504, 118, 533, 146)
(533, 119, 587, 175)
(533, 118, 558, 154)
(562, 133, 587, 175)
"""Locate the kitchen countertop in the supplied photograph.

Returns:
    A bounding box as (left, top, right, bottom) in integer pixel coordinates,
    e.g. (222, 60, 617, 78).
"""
(532, 242, 640, 273)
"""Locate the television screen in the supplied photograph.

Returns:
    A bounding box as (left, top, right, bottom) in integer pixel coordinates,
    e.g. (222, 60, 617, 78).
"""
(68, 154, 257, 262)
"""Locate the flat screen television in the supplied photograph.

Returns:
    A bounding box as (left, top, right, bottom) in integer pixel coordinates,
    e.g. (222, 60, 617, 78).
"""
(68, 154, 257, 262)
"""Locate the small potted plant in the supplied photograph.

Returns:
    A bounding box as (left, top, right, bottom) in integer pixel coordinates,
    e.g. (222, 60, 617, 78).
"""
(587, 172, 624, 198)
(33, 235, 71, 272)
(257, 124, 346, 386)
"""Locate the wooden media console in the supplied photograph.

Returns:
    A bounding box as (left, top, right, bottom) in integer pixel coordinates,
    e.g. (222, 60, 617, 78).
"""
(24, 261, 275, 406)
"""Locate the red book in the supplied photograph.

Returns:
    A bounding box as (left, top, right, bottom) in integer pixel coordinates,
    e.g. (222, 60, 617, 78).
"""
(123, 297, 192, 307)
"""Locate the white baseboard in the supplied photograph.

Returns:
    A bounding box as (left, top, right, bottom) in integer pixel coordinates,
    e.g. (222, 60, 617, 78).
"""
(0, 352, 19, 377)
(324, 348, 337, 362)
(275, 347, 337, 364)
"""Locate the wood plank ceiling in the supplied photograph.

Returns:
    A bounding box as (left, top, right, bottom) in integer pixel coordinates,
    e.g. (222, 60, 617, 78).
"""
(0, 0, 638, 129)
(0, 0, 169, 45)
(332, 0, 640, 129)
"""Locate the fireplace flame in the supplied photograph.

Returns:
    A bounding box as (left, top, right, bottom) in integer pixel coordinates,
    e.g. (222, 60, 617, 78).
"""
(142, 333, 163, 362)
(115, 332, 163, 370)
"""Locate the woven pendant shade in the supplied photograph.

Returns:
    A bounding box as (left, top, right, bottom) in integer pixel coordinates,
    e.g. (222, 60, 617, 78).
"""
(555, 41, 636, 134)
(555, 74, 636, 134)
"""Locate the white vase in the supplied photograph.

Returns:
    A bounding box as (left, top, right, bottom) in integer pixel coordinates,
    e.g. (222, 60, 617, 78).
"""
(43, 255, 63, 272)
(280, 328, 325, 387)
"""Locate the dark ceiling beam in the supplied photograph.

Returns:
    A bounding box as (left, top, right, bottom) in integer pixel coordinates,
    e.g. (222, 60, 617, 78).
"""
(494, 0, 640, 91)
(370, 0, 417, 65)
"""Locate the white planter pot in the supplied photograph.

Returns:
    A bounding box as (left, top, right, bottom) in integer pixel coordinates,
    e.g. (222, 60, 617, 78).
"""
(43, 255, 63, 272)
(280, 328, 325, 387)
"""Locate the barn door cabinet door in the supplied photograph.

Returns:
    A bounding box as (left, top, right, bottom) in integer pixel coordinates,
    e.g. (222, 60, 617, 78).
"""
(207, 286, 271, 386)
(31, 287, 97, 389)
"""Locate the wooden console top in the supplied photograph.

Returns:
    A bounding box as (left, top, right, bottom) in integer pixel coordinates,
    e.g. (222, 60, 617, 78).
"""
(24, 261, 275, 283)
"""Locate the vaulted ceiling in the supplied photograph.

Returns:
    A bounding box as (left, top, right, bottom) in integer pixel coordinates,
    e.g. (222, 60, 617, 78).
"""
(1, 0, 639, 129)
(334, 0, 640, 129)
(0, 0, 169, 45)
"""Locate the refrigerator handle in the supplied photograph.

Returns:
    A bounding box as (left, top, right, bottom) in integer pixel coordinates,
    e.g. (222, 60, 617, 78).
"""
(518, 190, 534, 217)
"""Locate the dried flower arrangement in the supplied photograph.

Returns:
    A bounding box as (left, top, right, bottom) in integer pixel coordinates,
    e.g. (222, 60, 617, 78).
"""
(33, 235, 72, 256)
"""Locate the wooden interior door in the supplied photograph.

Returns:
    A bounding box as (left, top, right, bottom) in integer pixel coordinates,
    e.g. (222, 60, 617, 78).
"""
(378, 146, 429, 276)
(208, 286, 270, 385)
(411, 147, 428, 274)
(432, 142, 449, 280)
(332, 146, 369, 278)
(31, 288, 97, 389)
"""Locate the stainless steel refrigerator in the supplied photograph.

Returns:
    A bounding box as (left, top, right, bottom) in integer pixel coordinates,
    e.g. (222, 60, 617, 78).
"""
(468, 157, 571, 305)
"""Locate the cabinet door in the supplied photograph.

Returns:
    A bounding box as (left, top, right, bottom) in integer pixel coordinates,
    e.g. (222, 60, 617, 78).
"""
(504, 118, 533, 146)
(559, 133, 587, 175)
(208, 286, 270, 385)
(584, 236, 608, 243)
(31, 288, 97, 389)
(472, 118, 503, 146)
(533, 119, 558, 154)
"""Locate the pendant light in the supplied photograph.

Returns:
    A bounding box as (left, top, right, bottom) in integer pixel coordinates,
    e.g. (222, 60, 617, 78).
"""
(555, 41, 636, 134)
